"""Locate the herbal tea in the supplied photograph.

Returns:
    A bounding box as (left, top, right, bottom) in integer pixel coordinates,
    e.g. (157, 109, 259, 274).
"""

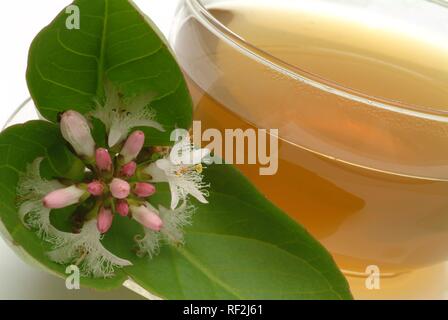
(172, 0, 448, 273)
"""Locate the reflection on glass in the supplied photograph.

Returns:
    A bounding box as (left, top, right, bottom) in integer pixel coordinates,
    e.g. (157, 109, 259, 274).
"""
(170, 0, 448, 274)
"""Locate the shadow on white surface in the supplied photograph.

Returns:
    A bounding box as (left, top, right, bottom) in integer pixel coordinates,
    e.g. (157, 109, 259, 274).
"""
(0, 237, 142, 300)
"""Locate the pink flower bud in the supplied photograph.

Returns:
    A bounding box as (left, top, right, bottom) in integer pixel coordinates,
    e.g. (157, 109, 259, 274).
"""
(87, 181, 104, 196)
(116, 200, 129, 217)
(131, 205, 163, 231)
(43, 185, 86, 209)
(60, 110, 95, 158)
(109, 178, 130, 199)
(133, 182, 156, 198)
(97, 207, 113, 234)
(95, 148, 112, 171)
(120, 130, 145, 163)
(120, 161, 137, 177)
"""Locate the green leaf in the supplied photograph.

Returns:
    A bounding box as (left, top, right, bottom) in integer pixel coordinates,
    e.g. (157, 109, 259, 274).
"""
(117, 165, 353, 300)
(26, 0, 193, 145)
(40, 143, 85, 182)
(0, 121, 351, 299)
(90, 117, 108, 148)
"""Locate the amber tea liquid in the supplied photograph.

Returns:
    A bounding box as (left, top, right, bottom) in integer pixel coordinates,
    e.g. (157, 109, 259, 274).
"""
(172, 0, 448, 273)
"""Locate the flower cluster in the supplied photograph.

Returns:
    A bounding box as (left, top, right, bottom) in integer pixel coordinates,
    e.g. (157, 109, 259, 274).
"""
(17, 95, 210, 278)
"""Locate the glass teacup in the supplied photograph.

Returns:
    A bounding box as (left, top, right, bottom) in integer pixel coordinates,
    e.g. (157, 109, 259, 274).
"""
(169, 0, 448, 275)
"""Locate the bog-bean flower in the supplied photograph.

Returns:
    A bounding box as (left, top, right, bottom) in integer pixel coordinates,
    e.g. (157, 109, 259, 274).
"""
(144, 132, 210, 209)
(16, 96, 210, 278)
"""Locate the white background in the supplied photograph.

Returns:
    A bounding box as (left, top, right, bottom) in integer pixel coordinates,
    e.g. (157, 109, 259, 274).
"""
(0, 0, 178, 299)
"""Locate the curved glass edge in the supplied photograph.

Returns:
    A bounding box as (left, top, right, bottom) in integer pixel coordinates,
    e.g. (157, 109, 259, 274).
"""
(182, 0, 448, 120)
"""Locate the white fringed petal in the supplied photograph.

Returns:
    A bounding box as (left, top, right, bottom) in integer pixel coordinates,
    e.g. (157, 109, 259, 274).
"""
(159, 202, 194, 245)
(47, 220, 132, 278)
(18, 200, 70, 245)
(135, 228, 161, 258)
(134, 202, 193, 257)
(170, 134, 211, 166)
(144, 139, 210, 210)
(91, 85, 164, 147)
(17, 158, 64, 199)
(145, 160, 168, 183)
(17, 158, 69, 243)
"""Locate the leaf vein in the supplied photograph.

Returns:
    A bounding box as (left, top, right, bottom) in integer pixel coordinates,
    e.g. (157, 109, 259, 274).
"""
(57, 28, 99, 60)
(35, 63, 93, 96)
(105, 45, 163, 73)
(188, 231, 345, 299)
(176, 247, 244, 299)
